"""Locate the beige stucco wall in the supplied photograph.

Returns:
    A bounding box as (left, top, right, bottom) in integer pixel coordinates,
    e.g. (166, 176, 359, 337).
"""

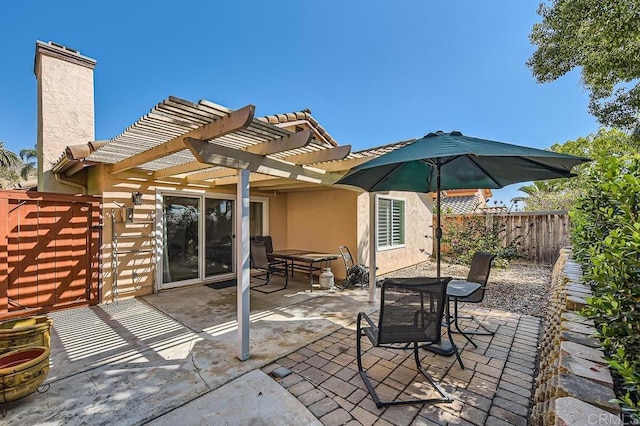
(357, 191, 433, 275)
(84, 166, 432, 301)
(267, 193, 288, 251)
(35, 43, 96, 193)
(91, 169, 291, 301)
(284, 188, 358, 281)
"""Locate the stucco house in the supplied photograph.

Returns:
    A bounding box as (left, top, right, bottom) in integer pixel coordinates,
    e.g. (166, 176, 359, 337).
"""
(31, 41, 438, 356)
(438, 188, 507, 214)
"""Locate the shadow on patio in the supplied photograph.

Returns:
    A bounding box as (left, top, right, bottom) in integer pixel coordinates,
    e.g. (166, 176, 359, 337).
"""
(1, 274, 376, 425)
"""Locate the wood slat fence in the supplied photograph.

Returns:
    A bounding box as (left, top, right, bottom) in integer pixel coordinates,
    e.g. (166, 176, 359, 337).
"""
(435, 211, 571, 265)
(0, 190, 102, 320)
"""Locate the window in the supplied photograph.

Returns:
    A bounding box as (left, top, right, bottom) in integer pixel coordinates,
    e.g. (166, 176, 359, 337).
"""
(377, 197, 405, 249)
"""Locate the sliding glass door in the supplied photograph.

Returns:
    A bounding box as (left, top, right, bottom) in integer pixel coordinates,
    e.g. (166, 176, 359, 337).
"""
(162, 196, 201, 284)
(160, 192, 267, 288)
(205, 198, 234, 277)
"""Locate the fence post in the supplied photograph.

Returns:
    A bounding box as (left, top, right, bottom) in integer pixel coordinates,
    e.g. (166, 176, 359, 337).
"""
(0, 198, 8, 314)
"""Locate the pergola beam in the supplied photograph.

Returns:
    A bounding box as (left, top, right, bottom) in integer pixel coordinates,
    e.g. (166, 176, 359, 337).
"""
(185, 138, 342, 185)
(282, 145, 351, 165)
(153, 162, 213, 178)
(313, 157, 372, 172)
(108, 104, 256, 174)
(151, 129, 313, 179)
(245, 129, 313, 155)
(185, 167, 236, 183)
(211, 174, 279, 186)
(253, 182, 330, 192)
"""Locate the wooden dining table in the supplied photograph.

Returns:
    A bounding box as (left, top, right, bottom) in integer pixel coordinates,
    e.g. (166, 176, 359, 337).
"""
(270, 249, 339, 292)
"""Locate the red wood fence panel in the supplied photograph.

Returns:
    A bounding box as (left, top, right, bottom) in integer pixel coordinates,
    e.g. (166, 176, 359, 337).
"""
(0, 190, 102, 320)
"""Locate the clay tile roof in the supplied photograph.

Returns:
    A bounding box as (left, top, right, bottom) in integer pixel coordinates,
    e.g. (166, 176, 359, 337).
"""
(257, 109, 339, 147)
(351, 138, 417, 158)
(441, 195, 482, 215)
(64, 140, 108, 160)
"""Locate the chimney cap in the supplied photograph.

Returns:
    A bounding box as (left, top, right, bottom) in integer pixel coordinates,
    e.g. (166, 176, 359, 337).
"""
(34, 40, 96, 75)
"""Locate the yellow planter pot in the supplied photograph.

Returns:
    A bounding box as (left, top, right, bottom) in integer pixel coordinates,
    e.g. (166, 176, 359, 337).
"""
(0, 316, 53, 355)
(0, 346, 50, 403)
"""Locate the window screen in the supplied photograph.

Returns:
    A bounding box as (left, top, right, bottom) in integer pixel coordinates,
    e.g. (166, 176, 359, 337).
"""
(377, 197, 405, 248)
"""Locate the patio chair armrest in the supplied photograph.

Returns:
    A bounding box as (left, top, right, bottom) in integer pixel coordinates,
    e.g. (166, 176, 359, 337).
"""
(357, 312, 378, 333)
(357, 312, 379, 346)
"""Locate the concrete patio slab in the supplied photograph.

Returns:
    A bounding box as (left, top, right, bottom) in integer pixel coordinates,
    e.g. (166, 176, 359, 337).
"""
(0, 277, 376, 425)
(148, 370, 321, 426)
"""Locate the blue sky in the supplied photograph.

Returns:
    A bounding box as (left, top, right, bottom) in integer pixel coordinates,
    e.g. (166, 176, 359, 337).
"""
(0, 1, 600, 204)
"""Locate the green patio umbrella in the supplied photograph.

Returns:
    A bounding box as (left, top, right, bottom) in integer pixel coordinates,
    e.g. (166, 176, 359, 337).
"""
(335, 131, 590, 277)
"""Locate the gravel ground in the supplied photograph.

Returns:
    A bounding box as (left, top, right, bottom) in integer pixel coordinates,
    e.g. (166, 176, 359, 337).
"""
(380, 260, 553, 318)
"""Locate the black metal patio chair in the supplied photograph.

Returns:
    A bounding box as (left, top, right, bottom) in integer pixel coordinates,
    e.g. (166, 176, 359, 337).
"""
(250, 240, 288, 294)
(449, 251, 497, 339)
(356, 276, 454, 408)
(251, 236, 275, 261)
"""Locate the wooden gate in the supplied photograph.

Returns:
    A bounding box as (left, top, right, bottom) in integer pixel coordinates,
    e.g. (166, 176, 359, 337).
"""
(0, 190, 101, 320)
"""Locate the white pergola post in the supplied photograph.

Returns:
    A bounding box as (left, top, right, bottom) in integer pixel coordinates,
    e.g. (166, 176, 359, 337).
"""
(368, 192, 377, 303)
(236, 169, 250, 360)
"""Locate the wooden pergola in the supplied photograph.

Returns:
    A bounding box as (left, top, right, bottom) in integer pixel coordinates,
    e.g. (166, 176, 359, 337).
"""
(59, 96, 377, 360)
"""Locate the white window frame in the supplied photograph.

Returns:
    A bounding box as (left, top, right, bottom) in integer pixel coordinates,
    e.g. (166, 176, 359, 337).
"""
(250, 195, 269, 236)
(376, 195, 406, 251)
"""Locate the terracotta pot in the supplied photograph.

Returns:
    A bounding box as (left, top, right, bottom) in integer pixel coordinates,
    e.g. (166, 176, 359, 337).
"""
(0, 346, 50, 403)
(0, 316, 53, 355)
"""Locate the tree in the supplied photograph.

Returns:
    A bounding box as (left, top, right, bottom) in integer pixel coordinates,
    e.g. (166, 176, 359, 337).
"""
(550, 128, 640, 176)
(0, 142, 19, 168)
(528, 1, 640, 129)
(19, 147, 37, 180)
(514, 129, 640, 211)
(514, 187, 582, 211)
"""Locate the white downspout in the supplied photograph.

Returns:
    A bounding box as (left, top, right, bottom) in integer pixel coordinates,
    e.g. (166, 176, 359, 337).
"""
(368, 192, 377, 303)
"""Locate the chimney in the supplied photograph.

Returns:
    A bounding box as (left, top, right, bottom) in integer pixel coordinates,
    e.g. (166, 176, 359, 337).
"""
(34, 41, 96, 193)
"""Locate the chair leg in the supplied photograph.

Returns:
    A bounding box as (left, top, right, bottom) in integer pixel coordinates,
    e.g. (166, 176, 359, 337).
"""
(251, 265, 288, 294)
(451, 300, 495, 337)
(412, 343, 452, 403)
(356, 314, 383, 408)
(252, 271, 271, 287)
(452, 299, 478, 348)
(445, 322, 466, 370)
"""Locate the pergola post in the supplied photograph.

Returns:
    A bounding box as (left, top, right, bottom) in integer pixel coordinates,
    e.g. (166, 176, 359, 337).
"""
(236, 169, 250, 360)
(368, 192, 377, 303)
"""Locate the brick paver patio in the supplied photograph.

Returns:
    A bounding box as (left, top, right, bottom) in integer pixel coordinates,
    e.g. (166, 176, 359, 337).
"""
(263, 305, 541, 425)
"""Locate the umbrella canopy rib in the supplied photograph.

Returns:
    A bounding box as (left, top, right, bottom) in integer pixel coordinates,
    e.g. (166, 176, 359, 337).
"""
(372, 163, 405, 191)
(463, 155, 504, 188)
(518, 156, 579, 177)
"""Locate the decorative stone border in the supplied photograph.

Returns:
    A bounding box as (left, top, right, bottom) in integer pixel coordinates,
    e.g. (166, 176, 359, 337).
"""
(531, 248, 622, 425)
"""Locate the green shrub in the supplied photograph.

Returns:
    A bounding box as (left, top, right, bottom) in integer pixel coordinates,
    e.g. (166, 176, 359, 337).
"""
(440, 212, 525, 267)
(571, 155, 640, 421)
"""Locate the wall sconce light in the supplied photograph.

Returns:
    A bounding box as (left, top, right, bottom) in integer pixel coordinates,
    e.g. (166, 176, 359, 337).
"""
(132, 192, 143, 206)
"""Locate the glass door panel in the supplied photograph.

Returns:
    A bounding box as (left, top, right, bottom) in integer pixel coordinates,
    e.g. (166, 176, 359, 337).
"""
(205, 198, 234, 277)
(162, 196, 200, 284)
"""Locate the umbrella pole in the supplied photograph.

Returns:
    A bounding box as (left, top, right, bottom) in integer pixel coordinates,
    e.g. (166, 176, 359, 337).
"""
(436, 165, 442, 279)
